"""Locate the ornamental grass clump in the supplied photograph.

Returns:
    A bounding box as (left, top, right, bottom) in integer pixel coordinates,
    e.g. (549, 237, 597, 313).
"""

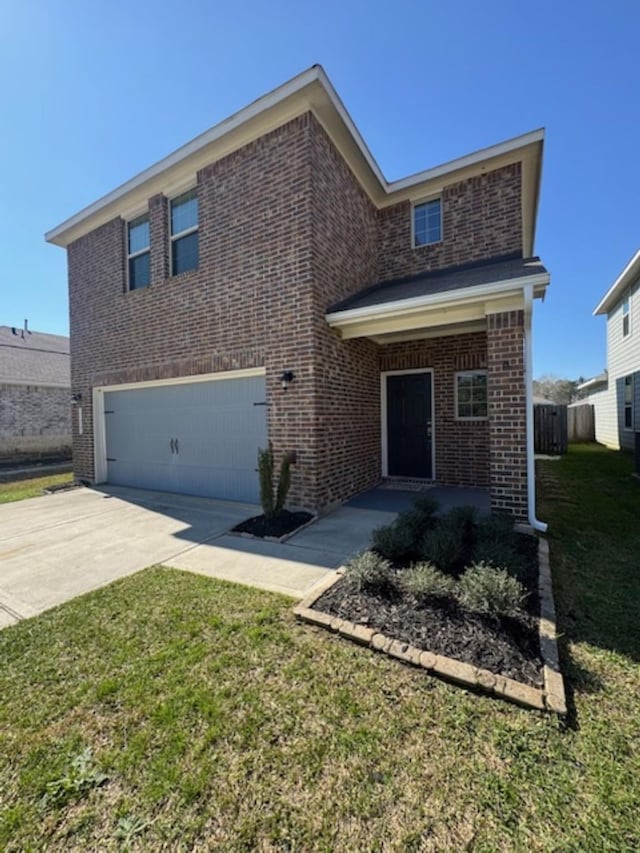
(372, 521, 419, 564)
(399, 562, 455, 604)
(457, 562, 527, 619)
(418, 523, 467, 576)
(345, 551, 394, 593)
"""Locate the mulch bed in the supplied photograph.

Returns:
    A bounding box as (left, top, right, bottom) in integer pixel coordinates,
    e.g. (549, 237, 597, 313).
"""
(314, 576, 543, 686)
(232, 510, 314, 539)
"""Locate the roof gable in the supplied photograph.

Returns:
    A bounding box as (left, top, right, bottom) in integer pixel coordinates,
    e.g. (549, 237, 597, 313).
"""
(0, 326, 70, 386)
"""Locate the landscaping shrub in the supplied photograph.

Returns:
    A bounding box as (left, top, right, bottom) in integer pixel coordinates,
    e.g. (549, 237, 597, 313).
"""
(473, 514, 538, 582)
(399, 562, 455, 603)
(345, 551, 394, 593)
(457, 562, 527, 619)
(372, 520, 420, 563)
(411, 495, 440, 521)
(418, 523, 467, 576)
(471, 540, 531, 583)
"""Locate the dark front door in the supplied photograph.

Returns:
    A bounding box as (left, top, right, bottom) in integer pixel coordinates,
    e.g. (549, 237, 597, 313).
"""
(386, 372, 433, 478)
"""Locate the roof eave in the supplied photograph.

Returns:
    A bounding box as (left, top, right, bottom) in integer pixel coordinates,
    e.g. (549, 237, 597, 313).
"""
(593, 249, 640, 315)
(326, 273, 550, 327)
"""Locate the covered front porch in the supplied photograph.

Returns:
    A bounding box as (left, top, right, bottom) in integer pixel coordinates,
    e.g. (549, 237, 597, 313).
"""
(326, 255, 550, 520)
(347, 484, 491, 515)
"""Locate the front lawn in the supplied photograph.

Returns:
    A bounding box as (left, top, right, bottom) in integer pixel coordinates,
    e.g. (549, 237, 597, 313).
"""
(0, 444, 639, 850)
(0, 472, 73, 504)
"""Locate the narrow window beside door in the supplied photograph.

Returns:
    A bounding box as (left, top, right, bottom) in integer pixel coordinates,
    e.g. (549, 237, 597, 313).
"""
(455, 371, 488, 420)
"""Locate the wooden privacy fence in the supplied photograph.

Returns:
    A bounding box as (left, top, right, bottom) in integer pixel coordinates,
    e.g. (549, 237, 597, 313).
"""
(567, 404, 595, 442)
(534, 404, 568, 454)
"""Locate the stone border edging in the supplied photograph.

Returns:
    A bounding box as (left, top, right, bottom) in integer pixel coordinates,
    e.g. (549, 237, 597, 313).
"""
(294, 537, 567, 716)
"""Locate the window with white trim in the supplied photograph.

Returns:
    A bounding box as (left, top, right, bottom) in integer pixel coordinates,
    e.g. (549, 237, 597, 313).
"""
(455, 371, 488, 420)
(170, 188, 199, 275)
(622, 290, 631, 337)
(413, 198, 442, 247)
(127, 214, 150, 290)
(624, 375, 633, 429)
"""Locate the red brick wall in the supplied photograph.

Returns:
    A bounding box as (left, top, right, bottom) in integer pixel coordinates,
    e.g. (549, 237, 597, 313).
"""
(377, 163, 523, 282)
(309, 117, 381, 507)
(379, 333, 490, 488)
(486, 310, 527, 519)
(67, 110, 527, 514)
(68, 115, 318, 506)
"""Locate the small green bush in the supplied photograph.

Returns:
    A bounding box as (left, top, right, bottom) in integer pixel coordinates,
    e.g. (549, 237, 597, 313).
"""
(457, 562, 527, 618)
(412, 495, 440, 520)
(372, 521, 418, 563)
(471, 540, 531, 582)
(345, 551, 394, 593)
(418, 523, 467, 575)
(399, 562, 455, 603)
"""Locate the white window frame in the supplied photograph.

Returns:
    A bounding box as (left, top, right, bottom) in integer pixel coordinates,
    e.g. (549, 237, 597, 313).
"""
(622, 290, 631, 338)
(126, 213, 151, 291)
(170, 187, 199, 276)
(454, 370, 488, 421)
(412, 196, 443, 249)
(623, 374, 634, 431)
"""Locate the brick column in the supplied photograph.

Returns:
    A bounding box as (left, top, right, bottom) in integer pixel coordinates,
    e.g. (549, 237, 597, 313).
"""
(149, 193, 169, 284)
(486, 310, 527, 519)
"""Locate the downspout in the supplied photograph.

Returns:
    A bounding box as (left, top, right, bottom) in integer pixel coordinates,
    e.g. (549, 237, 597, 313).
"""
(524, 284, 548, 533)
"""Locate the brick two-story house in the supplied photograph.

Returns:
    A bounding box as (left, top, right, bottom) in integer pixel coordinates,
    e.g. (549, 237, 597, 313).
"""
(46, 66, 549, 522)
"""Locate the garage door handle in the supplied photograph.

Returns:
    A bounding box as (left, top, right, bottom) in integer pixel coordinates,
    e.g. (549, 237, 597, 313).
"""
(170, 438, 175, 454)
(174, 438, 179, 454)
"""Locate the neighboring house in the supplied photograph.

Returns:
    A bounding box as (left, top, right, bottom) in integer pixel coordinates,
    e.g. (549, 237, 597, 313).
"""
(0, 324, 71, 463)
(45, 66, 550, 521)
(576, 250, 640, 450)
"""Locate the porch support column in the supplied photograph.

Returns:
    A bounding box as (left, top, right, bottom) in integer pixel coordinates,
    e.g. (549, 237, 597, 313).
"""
(486, 309, 527, 519)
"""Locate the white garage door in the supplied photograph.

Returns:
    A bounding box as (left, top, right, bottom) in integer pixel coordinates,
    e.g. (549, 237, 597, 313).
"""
(103, 374, 267, 502)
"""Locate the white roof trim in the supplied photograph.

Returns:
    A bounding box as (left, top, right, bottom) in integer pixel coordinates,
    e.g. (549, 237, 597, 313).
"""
(326, 273, 550, 326)
(594, 249, 640, 315)
(388, 128, 545, 193)
(577, 372, 608, 391)
(46, 64, 545, 249)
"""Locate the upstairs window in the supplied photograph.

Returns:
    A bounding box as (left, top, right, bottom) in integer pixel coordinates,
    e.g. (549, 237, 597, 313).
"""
(622, 291, 630, 337)
(127, 214, 150, 290)
(455, 371, 488, 420)
(413, 198, 442, 247)
(624, 375, 633, 429)
(171, 188, 199, 275)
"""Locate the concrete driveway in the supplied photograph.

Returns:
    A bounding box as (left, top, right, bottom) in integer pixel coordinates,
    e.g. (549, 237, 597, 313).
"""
(0, 485, 397, 629)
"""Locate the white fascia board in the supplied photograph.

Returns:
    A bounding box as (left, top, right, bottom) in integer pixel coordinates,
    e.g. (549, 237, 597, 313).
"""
(325, 273, 550, 327)
(593, 249, 640, 315)
(577, 373, 608, 391)
(387, 129, 545, 194)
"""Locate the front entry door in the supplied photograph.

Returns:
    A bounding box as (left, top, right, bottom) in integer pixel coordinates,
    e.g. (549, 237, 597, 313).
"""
(386, 372, 433, 478)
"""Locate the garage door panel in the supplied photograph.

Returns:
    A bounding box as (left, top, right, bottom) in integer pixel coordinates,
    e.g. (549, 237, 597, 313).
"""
(103, 375, 266, 502)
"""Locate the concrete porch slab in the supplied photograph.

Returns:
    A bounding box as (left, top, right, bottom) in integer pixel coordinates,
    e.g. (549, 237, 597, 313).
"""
(346, 485, 491, 515)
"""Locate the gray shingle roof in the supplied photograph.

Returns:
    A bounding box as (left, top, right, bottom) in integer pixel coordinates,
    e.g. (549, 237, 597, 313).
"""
(0, 326, 70, 386)
(328, 254, 548, 314)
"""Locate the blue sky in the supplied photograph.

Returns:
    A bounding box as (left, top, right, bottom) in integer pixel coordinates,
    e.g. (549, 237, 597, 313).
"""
(1, 0, 638, 379)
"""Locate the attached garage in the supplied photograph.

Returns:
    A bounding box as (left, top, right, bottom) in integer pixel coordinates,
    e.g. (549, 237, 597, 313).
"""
(95, 370, 267, 503)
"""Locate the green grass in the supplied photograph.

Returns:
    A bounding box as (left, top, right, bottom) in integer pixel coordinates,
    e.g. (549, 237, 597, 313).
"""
(1, 444, 639, 850)
(0, 472, 73, 504)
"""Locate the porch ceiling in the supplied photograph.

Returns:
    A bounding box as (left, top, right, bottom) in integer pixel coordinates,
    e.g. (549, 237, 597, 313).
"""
(326, 255, 549, 342)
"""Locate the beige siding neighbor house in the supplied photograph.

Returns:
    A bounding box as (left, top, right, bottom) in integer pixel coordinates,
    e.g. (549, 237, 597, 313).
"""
(577, 249, 640, 450)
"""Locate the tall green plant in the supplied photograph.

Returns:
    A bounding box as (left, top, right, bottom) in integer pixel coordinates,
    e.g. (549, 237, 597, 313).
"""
(257, 443, 291, 519)
(258, 444, 275, 519)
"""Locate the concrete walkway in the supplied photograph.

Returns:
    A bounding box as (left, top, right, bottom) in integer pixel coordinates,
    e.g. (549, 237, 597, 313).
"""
(0, 485, 397, 629)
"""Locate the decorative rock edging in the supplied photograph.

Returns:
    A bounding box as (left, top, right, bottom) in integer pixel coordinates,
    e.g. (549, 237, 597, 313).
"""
(294, 538, 567, 716)
(229, 514, 319, 544)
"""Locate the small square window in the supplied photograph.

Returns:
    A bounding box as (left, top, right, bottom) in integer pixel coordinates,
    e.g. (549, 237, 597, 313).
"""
(170, 188, 198, 276)
(127, 214, 150, 290)
(413, 198, 442, 247)
(455, 371, 488, 419)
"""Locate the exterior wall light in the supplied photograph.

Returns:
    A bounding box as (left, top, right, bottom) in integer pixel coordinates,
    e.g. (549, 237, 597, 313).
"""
(71, 392, 82, 404)
(280, 371, 295, 391)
